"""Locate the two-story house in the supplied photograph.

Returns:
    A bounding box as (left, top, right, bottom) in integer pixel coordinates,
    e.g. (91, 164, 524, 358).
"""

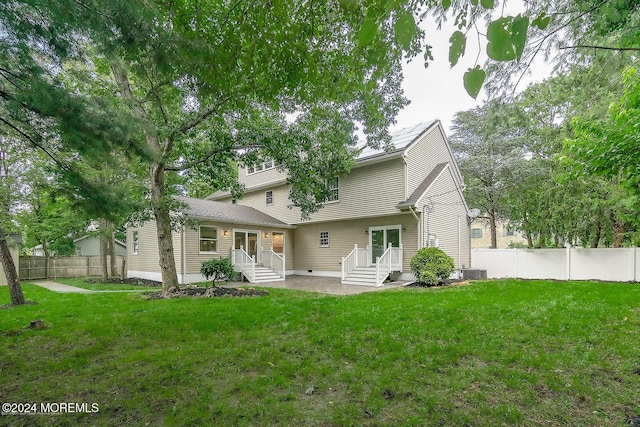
(127, 120, 471, 286)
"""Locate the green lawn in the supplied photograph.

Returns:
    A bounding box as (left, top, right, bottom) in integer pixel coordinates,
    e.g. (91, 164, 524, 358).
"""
(55, 277, 161, 291)
(1, 279, 640, 426)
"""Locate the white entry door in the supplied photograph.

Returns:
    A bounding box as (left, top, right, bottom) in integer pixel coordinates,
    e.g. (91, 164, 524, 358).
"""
(369, 226, 401, 264)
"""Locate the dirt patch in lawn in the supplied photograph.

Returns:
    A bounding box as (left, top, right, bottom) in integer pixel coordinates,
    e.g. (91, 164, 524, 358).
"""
(145, 285, 269, 300)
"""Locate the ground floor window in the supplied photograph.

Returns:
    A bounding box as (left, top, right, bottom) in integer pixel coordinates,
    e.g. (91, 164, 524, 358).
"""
(319, 231, 329, 247)
(132, 231, 139, 255)
(199, 226, 218, 253)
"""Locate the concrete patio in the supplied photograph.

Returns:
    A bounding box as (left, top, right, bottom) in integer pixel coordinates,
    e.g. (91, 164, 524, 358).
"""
(28, 276, 408, 296)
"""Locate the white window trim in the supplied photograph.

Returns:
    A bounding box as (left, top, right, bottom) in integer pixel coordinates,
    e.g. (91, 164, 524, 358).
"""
(199, 225, 219, 254)
(265, 190, 274, 206)
(368, 225, 403, 251)
(246, 159, 276, 176)
(319, 230, 330, 248)
(271, 231, 285, 254)
(325, 176, 339, 203)
(132, 230, 139, 255)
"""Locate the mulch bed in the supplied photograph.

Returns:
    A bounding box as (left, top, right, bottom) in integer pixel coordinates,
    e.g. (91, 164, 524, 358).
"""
(405, 278, 470, 288)
(85, 277, 161, 287)
(145, 285, 269, 300)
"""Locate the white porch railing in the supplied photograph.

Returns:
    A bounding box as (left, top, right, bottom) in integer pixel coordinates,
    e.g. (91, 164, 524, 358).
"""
(341, 244, 369, 281)
(342, 243, 403, 285)
(261, 247, 285, 279)
(231, 246, 256, 283)
(375, 244, 403, 285)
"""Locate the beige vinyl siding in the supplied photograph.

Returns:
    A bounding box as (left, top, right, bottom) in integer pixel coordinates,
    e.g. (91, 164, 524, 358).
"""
(183, 223, 232, 274)
(228, 158, 406, 224)
(182, 223, 294, 274)
(128, 221, 293, 277)
(127, 221, 165, 274)
(223, 185, 301, 224)
(405, 124, 462, 199)
(293, 214, 418, 273)
(418, 168, 470, 269)
(239, 165, 287, 189)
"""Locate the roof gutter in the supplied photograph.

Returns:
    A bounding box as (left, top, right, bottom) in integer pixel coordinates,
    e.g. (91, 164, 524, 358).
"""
(187, 215, 298, 229)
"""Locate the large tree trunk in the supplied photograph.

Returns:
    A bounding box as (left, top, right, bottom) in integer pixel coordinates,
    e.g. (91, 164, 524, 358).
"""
(109, 228, 117, 277)
(488, 207, 497, 249)
(99, 219, 108, 281)
(111, 60, 180, 296)
(0, 224, 25, 305)
(151, 163, 179, 296)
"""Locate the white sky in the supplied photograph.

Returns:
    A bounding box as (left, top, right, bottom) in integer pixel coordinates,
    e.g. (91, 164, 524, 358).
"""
(391, 4, 556, 134)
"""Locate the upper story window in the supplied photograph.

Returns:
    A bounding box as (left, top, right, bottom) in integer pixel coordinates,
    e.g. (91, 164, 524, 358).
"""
(503, 227, 515, 237)
(325, 177, 339, 202)
(470, 228, 482, 238)
(265, 190, 274, 206)
(132, 230, 139, 254)
(247, 159, 275, 175)
(199, 226, 218, 253)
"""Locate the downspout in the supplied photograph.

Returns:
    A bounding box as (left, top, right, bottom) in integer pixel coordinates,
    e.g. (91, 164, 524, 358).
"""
(457, 215, 461, 278)
(181, 225, 186, 285)
(409, 206, 421, 250)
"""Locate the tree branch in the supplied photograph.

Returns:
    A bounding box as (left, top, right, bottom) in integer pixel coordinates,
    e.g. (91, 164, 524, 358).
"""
(168, 95, 230, 141)
(165, 147, 230, 172)
(559, 44, 640, 52)
(0, 117, 68, 169)
(165, 143, 263, 172)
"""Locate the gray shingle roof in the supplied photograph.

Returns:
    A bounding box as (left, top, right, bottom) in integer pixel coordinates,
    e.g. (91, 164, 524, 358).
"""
(175, 196, 294, 228)
(397, 162, 449, 208)
(356, 120, 438, 161)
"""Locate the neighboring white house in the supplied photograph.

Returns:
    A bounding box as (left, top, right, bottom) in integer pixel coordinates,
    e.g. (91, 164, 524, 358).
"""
(32, 235, 127, 257)
(127, 120, 472, 286)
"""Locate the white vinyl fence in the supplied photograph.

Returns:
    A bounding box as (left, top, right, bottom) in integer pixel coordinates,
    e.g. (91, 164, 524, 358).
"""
(471, 247, 640, 282)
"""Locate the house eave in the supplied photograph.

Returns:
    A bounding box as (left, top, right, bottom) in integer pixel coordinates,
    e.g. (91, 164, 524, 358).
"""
(186, 214, 297, 229)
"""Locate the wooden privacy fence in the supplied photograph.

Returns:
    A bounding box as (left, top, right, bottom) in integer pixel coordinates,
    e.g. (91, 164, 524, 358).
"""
(19, 256, 126, 280)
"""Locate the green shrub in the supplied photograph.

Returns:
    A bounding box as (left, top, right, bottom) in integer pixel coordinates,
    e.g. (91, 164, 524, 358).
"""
(410, 247, 456, 285)
(200, 258, 236, 288)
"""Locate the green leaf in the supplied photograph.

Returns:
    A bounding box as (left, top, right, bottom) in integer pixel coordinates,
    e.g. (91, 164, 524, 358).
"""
(442, 0, 452, 10)
(394, 13, 416, 51)
(463, 66, 485, 99)
(448, 31, 466, 67)
(487, 17, 515, 61)
(358, 18, 378, 47)
(532, 13, 550, 30)
(480, 0, 495, 9)
(339, 0, 360, 12)
(470, 0, 478, 5)
(384, 0, 398, 13)
(512, 14, 529, 60)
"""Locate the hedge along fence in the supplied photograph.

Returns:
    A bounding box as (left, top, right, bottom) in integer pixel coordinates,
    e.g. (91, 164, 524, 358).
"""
(471, 247, 640, 282)
(18, 256, 126, 280)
